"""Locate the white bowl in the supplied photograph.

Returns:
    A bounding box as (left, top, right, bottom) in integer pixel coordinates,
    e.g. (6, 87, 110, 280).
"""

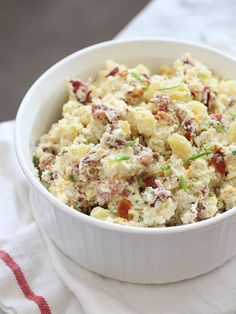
(15, 39, 236, 284)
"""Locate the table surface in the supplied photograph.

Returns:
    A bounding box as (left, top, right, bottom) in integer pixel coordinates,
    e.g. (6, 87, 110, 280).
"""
(2, 0, 236, 122)
(117, 0, 236, 47)
(0, 0, 149, 122)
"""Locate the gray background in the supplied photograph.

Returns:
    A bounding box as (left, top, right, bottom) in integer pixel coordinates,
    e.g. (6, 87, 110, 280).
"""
(0, 0, 149, 122)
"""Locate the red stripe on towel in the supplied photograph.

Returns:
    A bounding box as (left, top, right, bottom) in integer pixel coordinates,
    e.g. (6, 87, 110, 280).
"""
(0, 249, 52, 314)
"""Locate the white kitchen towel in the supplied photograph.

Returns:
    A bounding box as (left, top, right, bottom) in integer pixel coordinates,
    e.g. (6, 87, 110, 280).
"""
(116, 0, 236, 50)
(0, 121, 83, 314)
(1, 108, 236, 313)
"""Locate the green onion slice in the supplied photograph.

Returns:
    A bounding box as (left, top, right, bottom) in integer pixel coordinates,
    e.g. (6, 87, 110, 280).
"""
(215, 123, 223, 133)
(180, 175, 188, 192)
(125, 140, 135, 147)
(68, 174, 75, 182)
(232, 150, 236, 156)
(158, 84, 181, 91)
(228, 110, 236, 119)
(130, 72, 141, 82)
(186, 151, 213, 162)
(203, 143, 211, 150)
(161, 164, 171, 172)
(115, 155, 131, 161)
(139, 215, 144, 222)
(136, 175, 142, 185)
(33, 155, 40, 166)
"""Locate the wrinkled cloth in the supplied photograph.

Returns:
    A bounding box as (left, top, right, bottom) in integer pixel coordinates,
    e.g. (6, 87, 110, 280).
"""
(116, 0, 236, 53)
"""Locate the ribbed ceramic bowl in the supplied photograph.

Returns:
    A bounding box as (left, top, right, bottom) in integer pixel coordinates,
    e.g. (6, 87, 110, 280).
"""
(15, 39, 236, 283)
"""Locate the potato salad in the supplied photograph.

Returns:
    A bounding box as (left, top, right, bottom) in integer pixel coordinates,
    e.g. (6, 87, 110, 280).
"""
(33, 54, 236, 227)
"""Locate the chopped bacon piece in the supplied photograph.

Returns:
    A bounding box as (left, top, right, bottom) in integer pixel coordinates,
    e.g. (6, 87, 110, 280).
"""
(135, 146, 153, 166)
(182, 118, 198, 139)
(150, 94, 169, 112)
(117, 198, 132, 219)
(119, 69, 128, 77)
(127, 176, 135, 184)
(91, 104, 124, 124)
(201, 86, 217, 111)
(153, 110, 176, 124)
(229, 98, 236, 107)
(153, 152, 159, 160)
(91, 104, 107, 123)
(190, 89, 198, 99)
(138, 152, 153, 166)
(42, 146, 57, 155)
(110, 182, 124, 196)
(183, 59, 193, 65)
(184, 133, 191, 141)
(80, 152, 100, 168)
(113, 139, 125, 147)
(142, 186, 171, 204)
(39, 155, 55, 171)
(183, 118, 193, 131)
(71, 80, 83, 93)
(213, 113, 223, 122)
(155, 188, 171, 202)
(105, 67, 119, 77)
(202, 86, 211, 106)
(96, 180, 125, 205)
(210, 150, 226, 175)
(70, 80, 91, 104)
(126, 86, 144, 105)
(121, 190, 129, 197)
(143, 177, 158, 188)
(182, 56, 194, 66)
(76, 150, 107, 180)
(175, 108, 183, 123)
(196, 200, 207, 221)
(101, 124, 125, 148)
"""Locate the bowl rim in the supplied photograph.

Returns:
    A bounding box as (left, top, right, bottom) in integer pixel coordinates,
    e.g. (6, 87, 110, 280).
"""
(15, 37, 236, 235)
